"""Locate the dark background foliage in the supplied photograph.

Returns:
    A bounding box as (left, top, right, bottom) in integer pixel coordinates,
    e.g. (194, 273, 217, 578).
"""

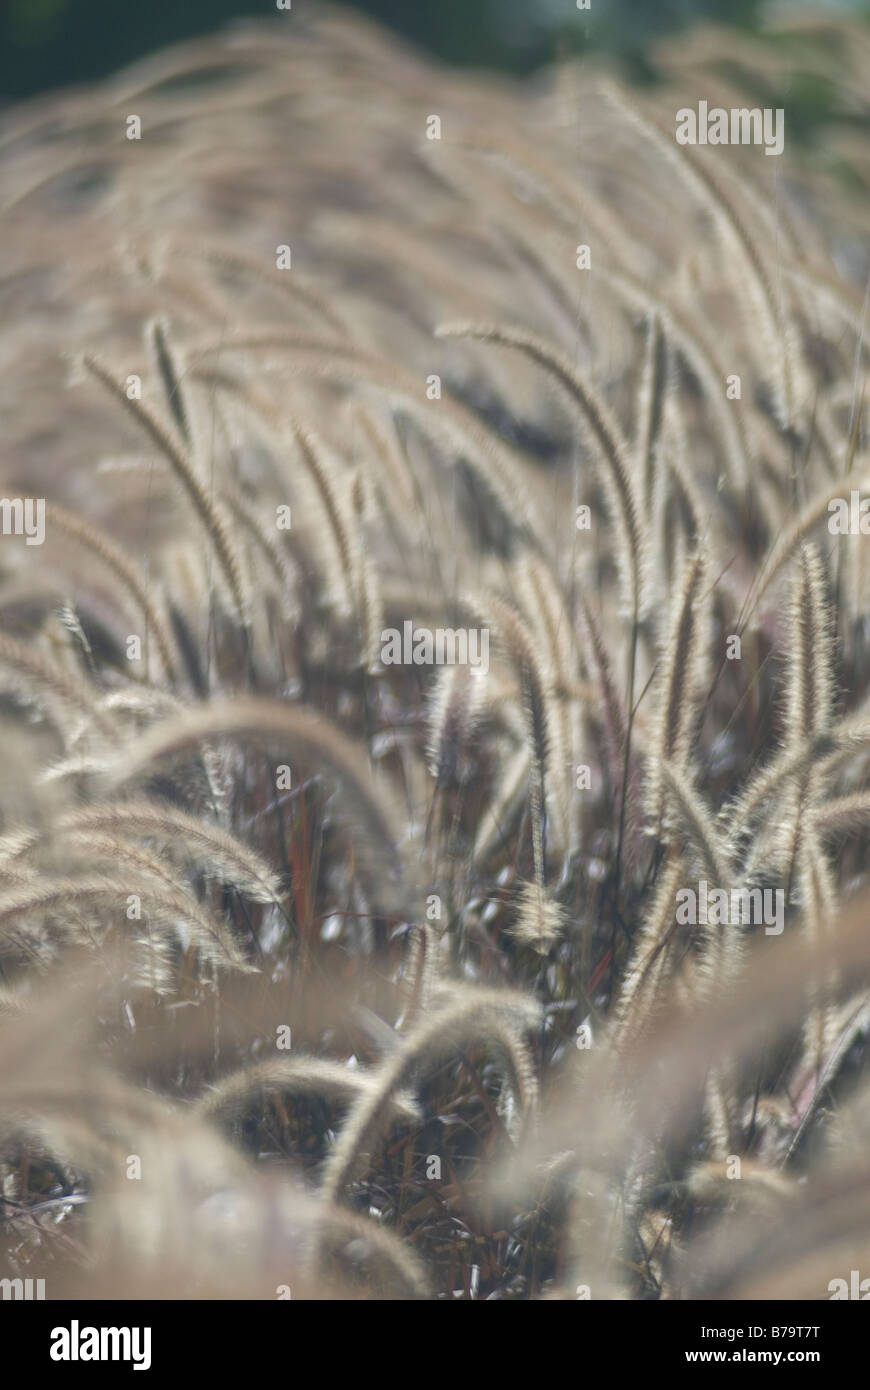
(0, 0, 796, 102)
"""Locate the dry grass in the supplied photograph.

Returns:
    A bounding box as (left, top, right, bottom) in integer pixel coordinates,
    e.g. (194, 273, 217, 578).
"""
(1, 3, 870, 1299)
